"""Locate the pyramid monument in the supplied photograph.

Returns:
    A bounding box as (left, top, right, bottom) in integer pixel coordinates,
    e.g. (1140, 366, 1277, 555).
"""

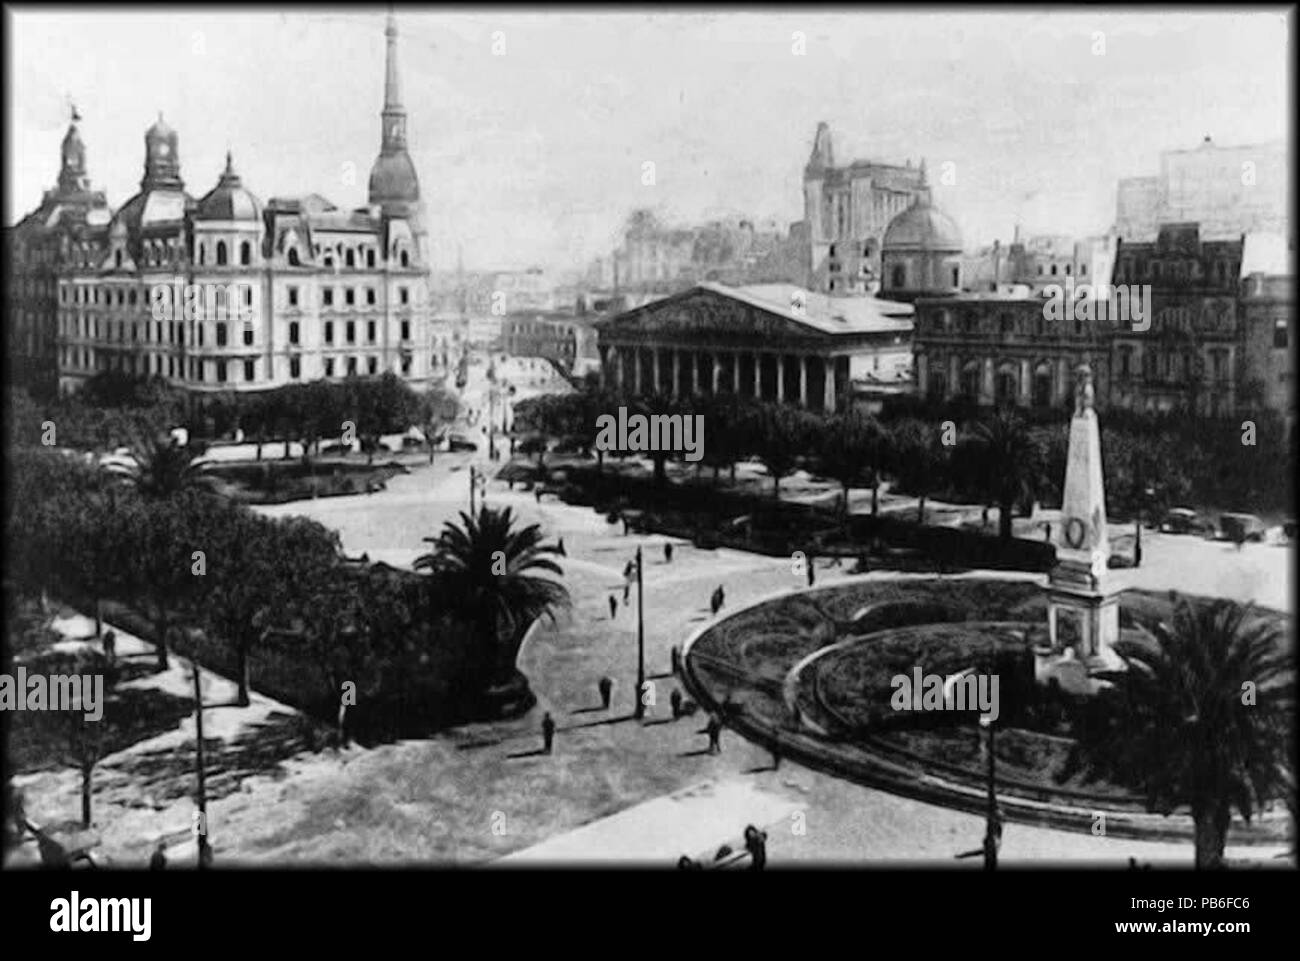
(1034, 363, 1124, 695)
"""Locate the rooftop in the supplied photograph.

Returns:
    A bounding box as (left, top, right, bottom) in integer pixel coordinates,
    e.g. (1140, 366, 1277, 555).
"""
(710, 282, 914, 334)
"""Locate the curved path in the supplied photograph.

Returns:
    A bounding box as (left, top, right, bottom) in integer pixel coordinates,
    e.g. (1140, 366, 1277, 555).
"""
(681, 578, 1288, 845)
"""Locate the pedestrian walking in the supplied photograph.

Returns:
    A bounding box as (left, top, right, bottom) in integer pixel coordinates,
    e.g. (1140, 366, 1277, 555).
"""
(149, 840, 167, 871)
(664, 542, 673, 563)
(706, 714, 722, 754)
(102, 629, 116, 664)
(1044, 522, 1052, 542)
(670, 688, 683, 719)
(598, 676, 613, 710)
(541, 712, 556, 754)
(744, 825, 768, 870)
(609, 595, 618, 619)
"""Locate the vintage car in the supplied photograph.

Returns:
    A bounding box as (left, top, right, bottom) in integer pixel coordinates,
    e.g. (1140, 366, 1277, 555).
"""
(1219, 512, 1267, 544)
(1159, 507, 1208, 535)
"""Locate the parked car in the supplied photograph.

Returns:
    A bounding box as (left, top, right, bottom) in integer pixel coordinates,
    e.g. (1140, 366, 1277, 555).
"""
(400, 436, 426, 451)
(447, 434, 478, 453)
(1159, 507, 1207, 535)
(1219, 512, 1266, 544)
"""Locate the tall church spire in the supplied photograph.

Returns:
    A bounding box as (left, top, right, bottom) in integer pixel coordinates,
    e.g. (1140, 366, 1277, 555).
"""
(380, 8, 407, 152)
(368, 9, 421, 217)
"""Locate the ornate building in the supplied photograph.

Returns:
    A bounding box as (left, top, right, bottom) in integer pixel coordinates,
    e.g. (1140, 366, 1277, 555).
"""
(7, 13, 437, 398)
(595, 281, 914, 415)
(802, 122, 930, 295)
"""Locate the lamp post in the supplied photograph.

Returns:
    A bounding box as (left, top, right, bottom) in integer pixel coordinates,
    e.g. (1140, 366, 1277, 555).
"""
(469, 465, 477, 514)
(192, 662, 211, 870)
(634, 545, 645, 720)
(981, 713, 1000, 870)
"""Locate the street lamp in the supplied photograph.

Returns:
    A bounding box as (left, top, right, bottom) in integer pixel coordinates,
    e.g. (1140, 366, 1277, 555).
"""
(192, 663, 211, 870)
(980, 713, 1000, 871)
(634, 546, 645, 721)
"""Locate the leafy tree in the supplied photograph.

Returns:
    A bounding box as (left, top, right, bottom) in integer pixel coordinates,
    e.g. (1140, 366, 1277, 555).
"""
(969, 408, 1045, 540)
(1061, 597, 1293, 869)
(819, 409, 885, 516)
(889, 418, 946, 525)
(754, 402, 810, 499)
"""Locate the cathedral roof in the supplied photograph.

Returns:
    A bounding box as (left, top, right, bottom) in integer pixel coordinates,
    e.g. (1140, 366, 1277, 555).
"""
(195, 151, 261, 221)
(882, 197, 963, 252)
(368, 151, 420, 204)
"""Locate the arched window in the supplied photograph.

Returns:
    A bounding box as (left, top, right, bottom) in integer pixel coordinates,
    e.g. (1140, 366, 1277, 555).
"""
(240, 242, 251, 265)
(346, 249, 356, 268)
(288, 248, 300, 267)
(367, 249, 376, 268)
(216, 241, 228, 266)
(951, 266, 960, 287)
(400, 250, 410, 268)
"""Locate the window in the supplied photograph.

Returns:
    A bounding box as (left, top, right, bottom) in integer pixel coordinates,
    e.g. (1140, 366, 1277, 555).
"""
(400, 320, 410, 341)
(242, 286, 252, 308)
(367, 249, 376, 268)
(345, 288, 355, 306)
(347, 356, 358, 376)
(288, 248, 300, 267)
(216, 242, 228, 266)
(400, 250, 409, 268)
(132, 323, 138, 342)
(290, 356, 301, 379)
(401, 357, 412, 375)
(217, 360, 227, 383)
(156, 321, 162, 342)
(1000, 313, 1015, 335)
(1064, 264, 1072, 276)
(216, 323, 227, 347)
(289, 321, 300, 345)
(1080, 264, 1088, 276)
(366, 288, 376, 306)
(288, 286, 299, 307)
(129, 289, 137, 306)
(399, 287, 409, 305)
(367, 356, 378, 375)
(325, 358, 335, 377)
(891, 265, 905, 289)
(1050, 264, 1057, 276)
(325, 321, 334, 344)
(243, 327, 254, 346)
(1275, 319, 1288, 349)
(323, 288, 334, 307)
(244, 359, 255, 382)
(346, 321, 356, 344)
(367, 321, 376, 343)
(199, 244, 206, 266)
(951, 266, 960, 287)
(829, 244, 838, 258)
(346, 249, 356, 268)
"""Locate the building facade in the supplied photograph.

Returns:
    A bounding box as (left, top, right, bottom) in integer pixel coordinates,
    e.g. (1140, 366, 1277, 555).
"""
(1116, 137, 1289, 242)
(803, 122, 930, 295)
(595, 282, 914, 415)
(501, 310, 600, 374)
(7, 13, 438, 398)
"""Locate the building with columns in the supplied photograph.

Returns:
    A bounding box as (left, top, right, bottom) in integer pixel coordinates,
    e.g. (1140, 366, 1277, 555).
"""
(7, 12, 439, 398)
(594, 281, 913, 415)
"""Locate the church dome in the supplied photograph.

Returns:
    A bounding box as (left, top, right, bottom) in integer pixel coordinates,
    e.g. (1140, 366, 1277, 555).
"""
(196, 152, 261, 221)
(146, 114, 177, 144)
(368, 151, 420, 204)
(882, 197, 963, 252)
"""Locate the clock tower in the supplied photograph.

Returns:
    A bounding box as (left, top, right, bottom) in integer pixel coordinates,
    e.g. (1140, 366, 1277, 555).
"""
(1035, 363, 1124, 694)
(142, 113, 184, 192)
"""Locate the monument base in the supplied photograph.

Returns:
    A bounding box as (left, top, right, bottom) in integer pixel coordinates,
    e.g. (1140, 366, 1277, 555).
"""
(1036, 576, 1124, 696)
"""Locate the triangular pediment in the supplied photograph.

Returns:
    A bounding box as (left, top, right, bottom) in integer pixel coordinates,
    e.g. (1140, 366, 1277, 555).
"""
(600, 287, 830, 340)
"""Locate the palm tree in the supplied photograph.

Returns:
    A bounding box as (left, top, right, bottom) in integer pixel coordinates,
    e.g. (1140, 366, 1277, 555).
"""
(970, 408, 1045, 540)
(414, 506, 569, 707)
(102, 431, 217, 499)
(1061, 597, 1293, 869)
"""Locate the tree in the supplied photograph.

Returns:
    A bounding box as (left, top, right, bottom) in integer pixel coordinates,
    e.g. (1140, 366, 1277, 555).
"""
(1061, 597, 1293, 869)
(414, 506, 569, 695)
(755, 403, 809, 499)
(889, 418, 946, 525)
(103, 431, 218, 499)
(819, 409, 883, 517)
(419, 385, 460, 465)
(969, 408, 1045, 540)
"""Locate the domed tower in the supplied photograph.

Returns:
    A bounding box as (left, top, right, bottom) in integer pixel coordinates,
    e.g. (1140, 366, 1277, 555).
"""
(57, 105, 90, 194)
(142, 113, 184, 192)
(368, 12, 422, 225)
(879, 163, 963, 303)
(196, 151, 261, 222)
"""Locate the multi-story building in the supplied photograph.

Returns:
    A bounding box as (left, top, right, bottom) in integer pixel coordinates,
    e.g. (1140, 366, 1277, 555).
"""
(7, 13, 436, 398)
(1237, 232, 1294, 421)
(501, 310, 600, 375)
(962, 229, 1117, 295)
(1116, 137, 1289, 242)
(490, 267, 557, 314)
(802, 121, 930, 295)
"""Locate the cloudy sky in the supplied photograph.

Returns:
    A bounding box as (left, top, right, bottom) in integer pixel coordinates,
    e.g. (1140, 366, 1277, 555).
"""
(8, 7, 1290, 274)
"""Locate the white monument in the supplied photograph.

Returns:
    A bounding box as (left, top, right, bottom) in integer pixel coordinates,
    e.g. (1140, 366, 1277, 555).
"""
(1034, 363, 1124, 695)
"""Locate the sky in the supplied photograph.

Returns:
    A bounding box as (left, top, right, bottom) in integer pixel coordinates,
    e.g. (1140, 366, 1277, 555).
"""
(7, 7, 1292, 275)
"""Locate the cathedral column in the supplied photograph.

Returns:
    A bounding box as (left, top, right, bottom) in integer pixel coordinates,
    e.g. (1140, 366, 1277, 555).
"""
(799, 355, 809, 407)
(712, 352, 722, 393)
(1019, 358, 1032, 406)
(615, 347, 625, 390)
(671, 347, 681, 397)
(981, 356, 994, 404)
(823, 356, 837, 414)
(689, 351, 699, 394)
(1058, 357, 1070, 405)
(753, 352, 763, 399)
(776, 355, 785, 402)
(652, 346, 661, 395)
(916, 352, 928, 397)
(633, 346, 643, 394)
(733, 351, 741, 393)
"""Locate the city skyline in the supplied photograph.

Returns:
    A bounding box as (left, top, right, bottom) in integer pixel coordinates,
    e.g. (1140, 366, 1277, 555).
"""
(9, 9, 1291, 275)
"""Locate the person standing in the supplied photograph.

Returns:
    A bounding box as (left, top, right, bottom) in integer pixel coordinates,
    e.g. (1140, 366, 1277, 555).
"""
(670, 645, 681, 675)
(541, 712, 556, 754)
(744, 825, 767, 870)
(706, 714, 722, 754)
(608, 595, 618, 620)
(670, 688, 683, 719)
(664, 542, 673, 563)
(102, 629, 116, 665)
(150, 839, 167, 871)
(598, 676, 613, 710)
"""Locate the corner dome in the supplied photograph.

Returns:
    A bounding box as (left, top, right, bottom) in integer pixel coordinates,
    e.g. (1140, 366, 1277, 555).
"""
(882, 199, 963, 252)
(196, 152, 261, 221)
